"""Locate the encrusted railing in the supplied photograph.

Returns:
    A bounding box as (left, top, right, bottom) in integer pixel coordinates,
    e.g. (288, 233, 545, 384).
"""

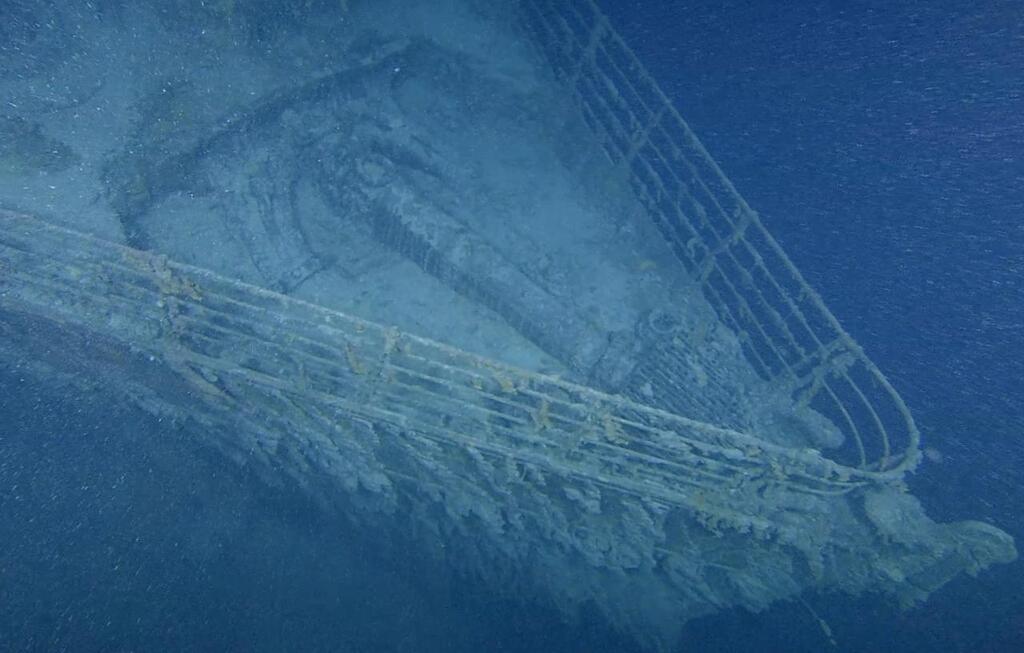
(516, 0, 920, 476)
(1, 209, 888, 525)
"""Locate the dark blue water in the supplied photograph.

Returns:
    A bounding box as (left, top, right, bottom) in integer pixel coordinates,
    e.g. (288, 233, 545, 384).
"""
(603, 0, 1024, 650)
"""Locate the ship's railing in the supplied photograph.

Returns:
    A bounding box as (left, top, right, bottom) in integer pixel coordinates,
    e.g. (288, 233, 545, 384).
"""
(516, 0, 920, 476)
(1, 208, 900, 539)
